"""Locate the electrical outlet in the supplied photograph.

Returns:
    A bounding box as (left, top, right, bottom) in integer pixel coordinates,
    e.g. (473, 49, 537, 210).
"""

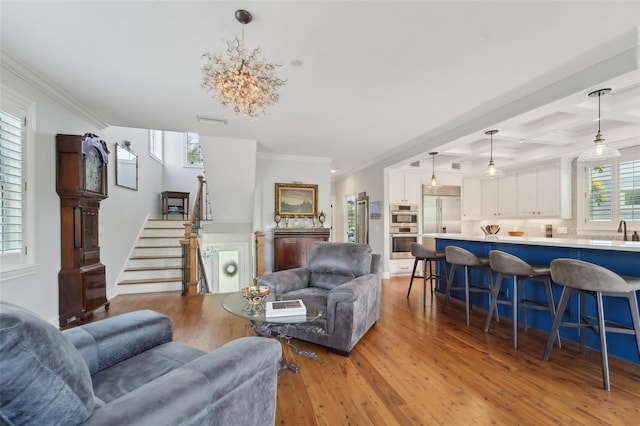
(557, 226, 568, 234)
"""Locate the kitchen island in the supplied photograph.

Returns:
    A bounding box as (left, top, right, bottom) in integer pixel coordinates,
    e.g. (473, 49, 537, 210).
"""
(424, 233, 640, 364)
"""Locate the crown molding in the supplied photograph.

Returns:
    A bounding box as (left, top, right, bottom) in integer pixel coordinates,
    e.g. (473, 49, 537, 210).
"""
(0, 48, 109, 129)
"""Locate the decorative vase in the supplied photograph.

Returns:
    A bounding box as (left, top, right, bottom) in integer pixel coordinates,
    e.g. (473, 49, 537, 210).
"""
(318, 211, 326, 227)
(274, 213, 281, 228)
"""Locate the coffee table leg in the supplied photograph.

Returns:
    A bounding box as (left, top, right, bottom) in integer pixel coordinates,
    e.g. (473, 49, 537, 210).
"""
(283, 335, 319, 360)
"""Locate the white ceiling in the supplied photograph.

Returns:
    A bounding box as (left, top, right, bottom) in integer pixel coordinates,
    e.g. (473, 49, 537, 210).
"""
(1, 1, 639, 178)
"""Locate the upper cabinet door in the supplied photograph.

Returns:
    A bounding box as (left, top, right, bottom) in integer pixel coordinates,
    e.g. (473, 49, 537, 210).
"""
(388, 170, 423, 204)
(462, 177, 482, 220)
(517, 167, 538, 216)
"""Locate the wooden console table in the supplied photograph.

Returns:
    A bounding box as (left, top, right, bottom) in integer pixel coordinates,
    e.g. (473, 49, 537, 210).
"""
(162, 191, 189, 219)
(273, 228, 330, 271)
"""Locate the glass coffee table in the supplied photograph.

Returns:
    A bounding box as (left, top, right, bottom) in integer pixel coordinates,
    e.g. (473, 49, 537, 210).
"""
(222, 292, 324, 373)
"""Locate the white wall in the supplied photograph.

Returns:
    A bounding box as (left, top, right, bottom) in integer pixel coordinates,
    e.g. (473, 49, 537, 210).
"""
(333, 166, 385, 266)
(200, 136, 256, 232)
(256, 153, 332, 273)
(101, 126, 164, 294)
(163, 131, 205, 215)
(0, 71, 163, 322)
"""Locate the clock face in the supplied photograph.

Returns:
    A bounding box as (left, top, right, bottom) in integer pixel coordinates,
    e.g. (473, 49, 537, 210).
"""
(85, 149, 102, 192)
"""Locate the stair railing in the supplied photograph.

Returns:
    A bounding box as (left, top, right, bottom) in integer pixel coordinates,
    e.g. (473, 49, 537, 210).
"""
(180, 175, 209, 295)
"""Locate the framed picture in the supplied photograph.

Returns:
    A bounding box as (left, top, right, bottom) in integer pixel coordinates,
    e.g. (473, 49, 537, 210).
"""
(115, 142, 138, 190)
(275, 183, 318, 217)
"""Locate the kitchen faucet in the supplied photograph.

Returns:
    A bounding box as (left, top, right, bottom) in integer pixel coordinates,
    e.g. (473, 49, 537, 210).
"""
(617, 220, 628, 241)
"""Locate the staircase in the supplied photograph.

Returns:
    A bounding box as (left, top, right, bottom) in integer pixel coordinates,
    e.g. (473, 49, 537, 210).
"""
(117, 219, 185, 294)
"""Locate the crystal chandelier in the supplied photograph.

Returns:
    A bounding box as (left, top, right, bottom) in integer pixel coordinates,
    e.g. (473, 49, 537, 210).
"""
(578, 88, 621, 162)
(201, 10, 285, 118)
(480, 129, 505, 179)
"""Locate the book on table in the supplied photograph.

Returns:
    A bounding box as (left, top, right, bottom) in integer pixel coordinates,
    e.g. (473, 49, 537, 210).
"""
(265, 299, 307, 318)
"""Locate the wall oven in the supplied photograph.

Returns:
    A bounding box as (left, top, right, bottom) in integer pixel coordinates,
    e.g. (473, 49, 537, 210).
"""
(390, 225, 418, 259)
(390, 204, 418, 226)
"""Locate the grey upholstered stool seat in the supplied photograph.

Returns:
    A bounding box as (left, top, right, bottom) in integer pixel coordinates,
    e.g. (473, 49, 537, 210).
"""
(543, 259, 640, 391)
(484, 250, 561, 349)
(443, 246, 495, 325)
(407, 243, 449, 305)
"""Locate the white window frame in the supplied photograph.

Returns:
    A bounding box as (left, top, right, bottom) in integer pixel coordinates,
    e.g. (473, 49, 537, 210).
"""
(184, 132, 203, 167)
(1, 86, 37, 280)
(149, 129, 164, 163)
(577, 145, 640, 234)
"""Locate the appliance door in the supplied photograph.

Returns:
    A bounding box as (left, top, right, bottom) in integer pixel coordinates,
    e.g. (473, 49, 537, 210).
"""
(390, 234, 418, 259)
(422, 195, 438, 234)
(440, 196, 462, 234)
(391, 211, 418, 225)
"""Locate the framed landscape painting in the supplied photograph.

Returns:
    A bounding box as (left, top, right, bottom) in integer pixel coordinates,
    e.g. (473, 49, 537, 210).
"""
(275, 183, 318, 217)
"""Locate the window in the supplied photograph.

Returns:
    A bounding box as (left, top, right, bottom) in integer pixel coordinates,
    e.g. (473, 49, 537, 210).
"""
(578, 146, 640, 232)
(149, 129, 164, 163)
(185, 133, 203, 166)
(1, 87, 35, 275)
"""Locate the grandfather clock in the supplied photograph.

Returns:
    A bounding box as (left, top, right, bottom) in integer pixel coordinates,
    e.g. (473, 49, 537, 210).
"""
(56, 133, 110, 327)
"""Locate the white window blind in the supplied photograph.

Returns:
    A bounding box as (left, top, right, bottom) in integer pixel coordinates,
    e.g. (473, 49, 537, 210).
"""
(0, 109, 23, 254)
(587, 164, 612, 222)
(619, 158, 640, 221)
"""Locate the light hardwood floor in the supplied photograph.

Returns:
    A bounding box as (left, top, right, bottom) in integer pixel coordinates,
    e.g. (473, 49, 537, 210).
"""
(89, 277, 640, 425)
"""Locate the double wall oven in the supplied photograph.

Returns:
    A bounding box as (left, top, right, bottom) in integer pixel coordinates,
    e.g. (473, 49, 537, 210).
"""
(389, 204, 418, 259)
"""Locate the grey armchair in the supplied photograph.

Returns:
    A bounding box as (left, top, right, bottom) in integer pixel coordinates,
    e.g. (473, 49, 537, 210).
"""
(0, 301, 281, 426)
(258, 242, 382, 356)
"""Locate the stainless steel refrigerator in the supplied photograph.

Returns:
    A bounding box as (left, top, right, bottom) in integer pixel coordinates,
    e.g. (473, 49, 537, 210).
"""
(422, 185, 462, 234)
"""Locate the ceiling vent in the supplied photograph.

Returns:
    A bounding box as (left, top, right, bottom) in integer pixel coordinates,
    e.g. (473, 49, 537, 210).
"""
(451, 162, 461, 170)
(410, 160, 421, 167)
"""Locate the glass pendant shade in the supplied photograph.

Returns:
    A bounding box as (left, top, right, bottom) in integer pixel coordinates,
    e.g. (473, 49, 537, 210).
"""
(480, 130, 504, 180)
(429, 152, 441, 187)
(578, 88, 621, 162)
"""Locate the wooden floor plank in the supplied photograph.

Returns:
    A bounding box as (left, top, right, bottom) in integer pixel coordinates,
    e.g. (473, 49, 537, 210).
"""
(85, 277, 640, 425)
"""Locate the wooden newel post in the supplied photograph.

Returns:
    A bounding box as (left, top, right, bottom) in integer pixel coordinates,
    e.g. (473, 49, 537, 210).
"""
(255, 231, 265, 278)
(182, 222, 197, 295)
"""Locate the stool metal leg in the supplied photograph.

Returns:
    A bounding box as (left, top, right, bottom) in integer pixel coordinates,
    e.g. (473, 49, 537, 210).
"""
(484, 272, 503, 332)
(543, 276, 561, 348)
(512, 275, 518, 348)
(407, 257, 420, 298)
(442, 264, 458, 312)
(423, 258, 428, 306)
(628, 292, 640, 359)
(543, 286, 573, 361)
(464, 266, 471, 325)
(595, 291, 610, 391)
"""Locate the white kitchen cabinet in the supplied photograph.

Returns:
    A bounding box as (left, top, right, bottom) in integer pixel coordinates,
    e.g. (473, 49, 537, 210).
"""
(462, 177, 482, 220)
(389, 170, 423, 204)
(481, 172, 516, 218)
(517, 163, 560, 217)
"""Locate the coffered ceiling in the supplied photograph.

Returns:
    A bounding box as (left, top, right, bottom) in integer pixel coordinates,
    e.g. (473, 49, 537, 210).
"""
(1, 1, 639, 179)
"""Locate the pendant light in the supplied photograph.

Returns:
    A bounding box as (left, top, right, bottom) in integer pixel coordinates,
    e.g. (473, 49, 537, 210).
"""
(429, 152, 440, 187)
(578, 88, 621, 162)
(480, 129, 504, 179)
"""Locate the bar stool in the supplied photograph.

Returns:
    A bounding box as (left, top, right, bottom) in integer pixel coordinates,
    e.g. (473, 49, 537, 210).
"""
(543, 259, 640, 391)
(443, 246, 495, 325)
(484, 250, 561, 349)
(407, 243, 448, 306)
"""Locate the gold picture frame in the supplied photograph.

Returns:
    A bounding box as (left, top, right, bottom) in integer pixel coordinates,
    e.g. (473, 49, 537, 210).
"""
(275, 183, 318, 217)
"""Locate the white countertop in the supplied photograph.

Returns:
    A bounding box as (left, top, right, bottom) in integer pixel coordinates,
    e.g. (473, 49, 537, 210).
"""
(421, 233, 640, 253)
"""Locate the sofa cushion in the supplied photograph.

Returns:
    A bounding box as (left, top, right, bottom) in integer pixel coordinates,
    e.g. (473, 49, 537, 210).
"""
(307, 243, 372, 289)
(92, 341, 206, 403)
(0, 302, 94, 425)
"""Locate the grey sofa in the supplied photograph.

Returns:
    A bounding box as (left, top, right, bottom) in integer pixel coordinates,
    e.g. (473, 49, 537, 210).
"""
(0, 301, 281, 426)
(258, 242, 382, 356)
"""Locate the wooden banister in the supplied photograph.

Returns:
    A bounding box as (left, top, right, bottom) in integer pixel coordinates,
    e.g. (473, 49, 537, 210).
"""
(181, 175, 207, 295)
